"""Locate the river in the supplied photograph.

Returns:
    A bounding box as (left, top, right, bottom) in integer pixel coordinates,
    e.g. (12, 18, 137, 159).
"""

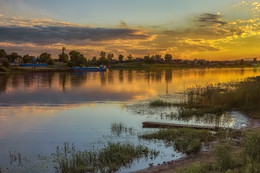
(0, 67, 259, 172)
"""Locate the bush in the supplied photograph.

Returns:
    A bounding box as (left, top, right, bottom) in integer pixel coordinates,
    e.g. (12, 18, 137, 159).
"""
(47, 59, 55, 65)
(243, 132, 260, 173)
(1, 59, 10, 67)
(213, 142, 234, 171)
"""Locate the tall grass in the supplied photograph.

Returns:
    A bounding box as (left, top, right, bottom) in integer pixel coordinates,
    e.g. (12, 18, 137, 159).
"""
(140, 128, 242, 155)
(185, 76, 260, 118)
(149, 99, 173, 107)
(54, 142, 159, 173)
(140, 128, 213, 155)
(110, 122, 134, 136)
(176, 129, 260, 173)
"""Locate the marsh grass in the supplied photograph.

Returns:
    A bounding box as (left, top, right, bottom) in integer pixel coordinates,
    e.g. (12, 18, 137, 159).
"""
(140, 128, 242, 155)
(185, 76, 260, 118)
(149, 99, 173, 107)
(110, 122, 134, 136)
(176, 128, 260, 173)
(140, 128, 213, 155)
(54, 142, 159, 173)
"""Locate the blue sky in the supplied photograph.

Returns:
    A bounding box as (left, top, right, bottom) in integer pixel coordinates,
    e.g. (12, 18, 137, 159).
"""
(0, 0, 259, 60)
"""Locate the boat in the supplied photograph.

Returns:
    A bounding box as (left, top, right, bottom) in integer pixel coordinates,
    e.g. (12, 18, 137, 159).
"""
(71, 65, 107, 72)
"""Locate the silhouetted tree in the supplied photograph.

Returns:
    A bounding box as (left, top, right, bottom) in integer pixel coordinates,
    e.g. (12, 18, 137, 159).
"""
(69, 50, 86, 66)
(118, 54, 124, 63)
(7, 52, 21, 63)
(98, 51, 109, 65)
(164, 54, 172, 63)
(58, 47, 69, 62)
(144, 55, 150, 63)
(107, 53, 114, 62)
(39, 52, 51, 63)
(23, 54, 35, 63)
(127, 54, 133, 62)
(0, 49, 7, 58)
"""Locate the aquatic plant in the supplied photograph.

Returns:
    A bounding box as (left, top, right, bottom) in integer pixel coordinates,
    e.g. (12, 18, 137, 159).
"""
(140, 128, 213, 155)
(149, 99, 173, 107)
(54, 142, 159, 173)
(176, 128, 260, 173)
(110, 122, 134, 136)
(184, 76, 260, 118)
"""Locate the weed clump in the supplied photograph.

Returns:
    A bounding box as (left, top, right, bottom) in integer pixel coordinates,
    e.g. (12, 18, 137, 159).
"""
(140, 128, 213, 155)
(149, 99, 173, 107)
(184, 76, 260, 118)
(54, 142, 159, 173)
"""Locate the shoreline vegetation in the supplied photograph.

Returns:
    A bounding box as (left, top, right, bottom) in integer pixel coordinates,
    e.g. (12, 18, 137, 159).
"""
(139, 76, 260, 173)
(0, 48, 259, 73)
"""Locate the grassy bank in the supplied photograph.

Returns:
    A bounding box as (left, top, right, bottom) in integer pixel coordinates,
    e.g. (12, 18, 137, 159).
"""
(185, 76, 260, 118)
(176, 128, 260, 173)
(54, 142, 159, 173)
(139, 128, 241, 155)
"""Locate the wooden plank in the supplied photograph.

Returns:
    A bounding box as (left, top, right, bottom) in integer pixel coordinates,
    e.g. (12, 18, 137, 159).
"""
(142, 121, 225, 130)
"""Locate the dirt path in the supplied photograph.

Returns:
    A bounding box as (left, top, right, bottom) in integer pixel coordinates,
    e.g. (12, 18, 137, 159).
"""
(134, 117, 260, 173)
(134, 151, 214, 173)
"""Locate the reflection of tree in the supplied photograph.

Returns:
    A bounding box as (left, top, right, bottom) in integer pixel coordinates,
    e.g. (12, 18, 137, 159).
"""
(127, 70, 133, 83)
(23, 73, 35, 87)
(165, 70, 172, 94)
(119, 70, 124, 83)
(165, 70, 172, 83)
(100, 72, 106, 86)
(0, 74, 9, 93)
(70, 73, 88, 87)
(11, 75, 19, 89)
(108, 71, 114, 84)
(59, 72, 69, 92)
(47, 73, 55, 88)
(144, 70, 151, 83)
(155, 70, 163, 82)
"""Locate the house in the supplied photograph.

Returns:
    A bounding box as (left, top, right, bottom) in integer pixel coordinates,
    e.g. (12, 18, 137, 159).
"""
(14, 57, 23, 64)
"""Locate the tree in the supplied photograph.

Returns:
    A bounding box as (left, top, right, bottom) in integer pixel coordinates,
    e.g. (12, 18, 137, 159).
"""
(7, 52, 21, 63)
(127, 54, 133, 62)
(100, 51, 106, 59)
(69, 50, 87, 66)
(107, 53, 114, 62)
(118, 54, 124, 63)
(0, 49, 7, 58)
(23, 54, 35, 63)
(144, 55, 150, 63)
(91, 56, 97, 64)
(164, 54, 173, 63)
(39, 52, 51, 63)
(58, 47, 69, 62)
(98, 51, 109, 65)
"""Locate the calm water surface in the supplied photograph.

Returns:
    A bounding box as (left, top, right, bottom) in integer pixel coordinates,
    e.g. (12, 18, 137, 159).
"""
(0, 68, 259, 172)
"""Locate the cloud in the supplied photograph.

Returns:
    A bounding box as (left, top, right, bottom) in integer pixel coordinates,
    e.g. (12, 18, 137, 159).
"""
(119, 20, 128, 28)
(0, 25, 151, 45)
(195, 13, 227, 27)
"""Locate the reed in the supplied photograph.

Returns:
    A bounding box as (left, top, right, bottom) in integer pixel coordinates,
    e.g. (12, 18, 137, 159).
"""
(149, 99, 173, 107)
(54, 142, 159, 173)
(185, 76, 260, 118)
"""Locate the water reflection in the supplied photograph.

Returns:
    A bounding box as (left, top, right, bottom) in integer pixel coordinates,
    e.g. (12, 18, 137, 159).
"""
(0, 68, 260, 106)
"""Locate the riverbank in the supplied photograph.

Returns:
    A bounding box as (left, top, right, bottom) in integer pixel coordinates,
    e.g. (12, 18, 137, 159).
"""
(0, 63, 259, 73)
(134, 76, 260, 173)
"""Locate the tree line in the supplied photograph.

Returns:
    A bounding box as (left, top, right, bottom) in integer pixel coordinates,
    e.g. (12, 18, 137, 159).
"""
(0, 47, 173, 67)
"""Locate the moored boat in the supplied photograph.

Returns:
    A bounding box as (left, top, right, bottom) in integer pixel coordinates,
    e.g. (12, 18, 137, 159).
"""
(71, 65, 107, 72)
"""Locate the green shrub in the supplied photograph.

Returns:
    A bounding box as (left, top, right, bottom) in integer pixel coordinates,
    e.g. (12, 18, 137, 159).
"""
(213, 142, 234, 171)
(242, 132, 260, 173)
(1, 59, 10, 67)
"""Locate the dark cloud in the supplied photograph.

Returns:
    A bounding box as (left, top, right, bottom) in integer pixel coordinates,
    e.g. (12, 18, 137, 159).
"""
(195, 13, 227, 27)
(0, 25, 150, 45)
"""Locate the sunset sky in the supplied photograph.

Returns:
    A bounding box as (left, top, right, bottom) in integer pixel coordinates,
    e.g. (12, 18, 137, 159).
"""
(0, 0, 259, 60)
